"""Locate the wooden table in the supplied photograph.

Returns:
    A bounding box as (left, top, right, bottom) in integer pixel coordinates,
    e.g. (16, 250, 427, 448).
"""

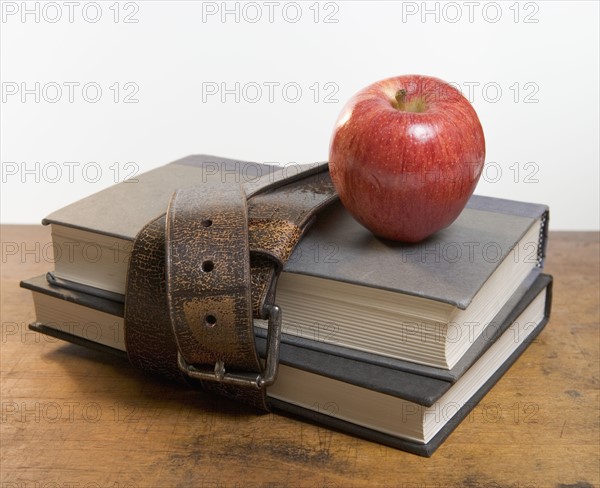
(2, 226, 598, 488)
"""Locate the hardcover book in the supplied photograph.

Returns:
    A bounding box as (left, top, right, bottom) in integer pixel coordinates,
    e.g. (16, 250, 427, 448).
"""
(41, 155, 549, 370)
(22, 273, 552, 456)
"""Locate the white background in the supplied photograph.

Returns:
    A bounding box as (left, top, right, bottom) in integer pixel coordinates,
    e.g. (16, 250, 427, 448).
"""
(1, 0, 598, 230)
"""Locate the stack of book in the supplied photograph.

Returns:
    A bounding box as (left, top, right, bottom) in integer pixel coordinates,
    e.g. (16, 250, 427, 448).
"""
(21, 155, 552, 456)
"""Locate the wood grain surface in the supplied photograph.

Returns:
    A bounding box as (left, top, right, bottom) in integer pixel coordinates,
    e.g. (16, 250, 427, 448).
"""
(1, 225, 598, 488)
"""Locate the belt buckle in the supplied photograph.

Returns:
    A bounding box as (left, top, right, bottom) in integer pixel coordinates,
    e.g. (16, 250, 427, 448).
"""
(177, 303, 282, 389)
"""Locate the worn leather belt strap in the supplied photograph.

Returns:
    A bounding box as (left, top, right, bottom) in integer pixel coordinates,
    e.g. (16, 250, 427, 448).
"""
(124, 161, 337, 410)
(166, 184, 270, 405)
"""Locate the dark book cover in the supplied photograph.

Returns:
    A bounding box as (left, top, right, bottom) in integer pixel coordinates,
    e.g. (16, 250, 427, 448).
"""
(21, 273, 552, 407)
(22, 273, 552, 456)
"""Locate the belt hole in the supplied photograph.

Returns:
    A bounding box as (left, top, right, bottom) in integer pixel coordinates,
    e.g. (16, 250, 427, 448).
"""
(201, 260, 214, 272)
(205, 314, 217, 327)
(201, 219, 213, 227)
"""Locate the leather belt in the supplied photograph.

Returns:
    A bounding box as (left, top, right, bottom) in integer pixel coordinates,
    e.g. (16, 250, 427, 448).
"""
(124, 160, 337, 410)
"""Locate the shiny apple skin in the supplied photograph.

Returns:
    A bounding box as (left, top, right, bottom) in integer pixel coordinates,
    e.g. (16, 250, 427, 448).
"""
(329, 75, 485, 242)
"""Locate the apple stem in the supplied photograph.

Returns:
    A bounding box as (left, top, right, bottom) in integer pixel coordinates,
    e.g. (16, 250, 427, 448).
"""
(394, 89, 407, 110)
(393, 89, 427, 113)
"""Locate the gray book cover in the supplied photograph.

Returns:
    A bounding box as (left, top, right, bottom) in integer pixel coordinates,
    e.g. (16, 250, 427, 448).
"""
(42, 155, 282, 240)
(42, 154, 549, 311)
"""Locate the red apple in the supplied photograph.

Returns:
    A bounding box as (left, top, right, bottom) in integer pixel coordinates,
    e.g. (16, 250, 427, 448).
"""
(329, 74, 485, 242)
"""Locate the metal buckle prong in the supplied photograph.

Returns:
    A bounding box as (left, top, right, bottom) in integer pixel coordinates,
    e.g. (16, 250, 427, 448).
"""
(177, 303, 282, 389)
